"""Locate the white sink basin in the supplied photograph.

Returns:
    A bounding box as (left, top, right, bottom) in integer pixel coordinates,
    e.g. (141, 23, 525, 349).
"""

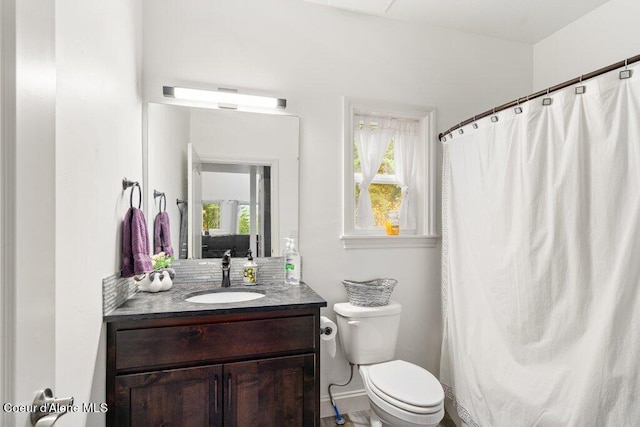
(185, 290, 266, 304)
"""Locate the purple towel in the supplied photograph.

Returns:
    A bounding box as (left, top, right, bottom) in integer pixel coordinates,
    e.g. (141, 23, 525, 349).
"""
(153, 211, 174, 257)
(122, 207, 153, 277)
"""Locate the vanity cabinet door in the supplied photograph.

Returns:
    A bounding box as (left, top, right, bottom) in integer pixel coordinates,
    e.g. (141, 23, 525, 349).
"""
(223, 354, 316, 427)
(114, 365, 223, 427)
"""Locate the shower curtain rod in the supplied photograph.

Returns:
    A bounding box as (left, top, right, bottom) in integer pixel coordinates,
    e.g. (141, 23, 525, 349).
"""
(438, 53, 640, 141)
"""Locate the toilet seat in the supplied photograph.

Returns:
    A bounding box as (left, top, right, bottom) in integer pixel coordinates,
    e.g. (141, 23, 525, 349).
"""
(361, 360, 444, 415)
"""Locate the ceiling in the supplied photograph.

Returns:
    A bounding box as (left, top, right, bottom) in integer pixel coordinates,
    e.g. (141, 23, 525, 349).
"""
(303, 0, 613, 43)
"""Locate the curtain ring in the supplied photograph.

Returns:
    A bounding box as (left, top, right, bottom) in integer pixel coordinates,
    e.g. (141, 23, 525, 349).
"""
(514, 98, 523, 114)
(130, 183, 141, 209)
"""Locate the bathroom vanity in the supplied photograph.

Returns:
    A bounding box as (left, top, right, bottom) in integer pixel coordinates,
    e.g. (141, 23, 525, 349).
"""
(104, 282, 326, 427)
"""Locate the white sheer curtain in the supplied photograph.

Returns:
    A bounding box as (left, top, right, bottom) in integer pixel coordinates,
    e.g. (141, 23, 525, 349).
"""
(394, 120, 419, 231)
(354, 115, 394, 229)
(219, 200, 238, 234)
(441, 63, 640, 426)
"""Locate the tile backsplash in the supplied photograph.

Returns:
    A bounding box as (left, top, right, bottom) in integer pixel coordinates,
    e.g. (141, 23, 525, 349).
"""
(103, 257, 290, 317)
(102, 274, 137, 316)
(170, 257, 286, 285)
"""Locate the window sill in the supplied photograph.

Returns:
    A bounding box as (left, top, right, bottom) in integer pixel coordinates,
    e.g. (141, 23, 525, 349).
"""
(340, 234, 440, 249)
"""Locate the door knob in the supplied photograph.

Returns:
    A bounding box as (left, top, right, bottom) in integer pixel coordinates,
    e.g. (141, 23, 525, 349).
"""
(30, 388, 74, 427)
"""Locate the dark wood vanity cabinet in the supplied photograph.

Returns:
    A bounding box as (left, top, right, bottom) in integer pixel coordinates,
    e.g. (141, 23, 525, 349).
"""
(106, 307, 321, 427)
(114, 365, 223, 426)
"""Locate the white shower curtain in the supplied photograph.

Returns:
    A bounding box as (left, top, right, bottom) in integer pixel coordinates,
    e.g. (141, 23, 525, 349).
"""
(441, 62, 640, 426)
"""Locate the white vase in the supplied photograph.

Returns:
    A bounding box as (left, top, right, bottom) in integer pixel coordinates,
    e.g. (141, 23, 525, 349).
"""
(147, 271, 163, 292)
(135, 271, 163, 292)
(159, 270, 173, 291)
(134, 274, 151, 291)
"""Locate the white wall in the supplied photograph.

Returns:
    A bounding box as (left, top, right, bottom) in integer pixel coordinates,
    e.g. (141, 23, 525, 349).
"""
(533, 0, 640, 90)
(55, 1, 142, 426)
(143, 0, 532, 408)
(147, 103, 189, 255)
(201, 172, 249, 203)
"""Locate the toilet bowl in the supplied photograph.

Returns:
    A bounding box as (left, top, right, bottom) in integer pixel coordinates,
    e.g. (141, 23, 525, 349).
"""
(333, 301, 444, 427)
(360, 360, 444, 427)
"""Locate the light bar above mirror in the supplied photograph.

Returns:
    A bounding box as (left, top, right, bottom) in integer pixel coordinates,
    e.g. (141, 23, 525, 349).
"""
(163, 86, 286, 110)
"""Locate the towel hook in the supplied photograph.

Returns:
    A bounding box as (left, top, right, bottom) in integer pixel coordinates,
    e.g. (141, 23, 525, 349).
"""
(122, 177, 137, 191)
(122, 178, 142, 209)
(130, 183, 141, 209)
(154, 190, 167, 212)
(123, 178, 142, 209)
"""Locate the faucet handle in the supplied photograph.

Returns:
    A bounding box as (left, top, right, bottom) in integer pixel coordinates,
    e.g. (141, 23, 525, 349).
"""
(222, 250, 231, 268)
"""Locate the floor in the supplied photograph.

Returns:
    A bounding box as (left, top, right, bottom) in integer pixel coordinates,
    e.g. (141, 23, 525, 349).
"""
(320, 410, 457, 427)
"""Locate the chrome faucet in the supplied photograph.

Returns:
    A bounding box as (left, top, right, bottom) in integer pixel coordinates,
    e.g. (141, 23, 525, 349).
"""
(221, 250, 231, 288)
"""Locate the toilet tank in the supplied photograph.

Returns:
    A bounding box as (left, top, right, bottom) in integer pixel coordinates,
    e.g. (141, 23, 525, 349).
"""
(333, 301, 402, 365)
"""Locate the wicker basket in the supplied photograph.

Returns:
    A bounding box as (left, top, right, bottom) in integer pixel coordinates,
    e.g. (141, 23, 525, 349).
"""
(342, 278, 398, 307)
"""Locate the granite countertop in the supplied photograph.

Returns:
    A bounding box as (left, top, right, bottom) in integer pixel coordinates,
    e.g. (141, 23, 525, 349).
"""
(103, 281, 327, 322)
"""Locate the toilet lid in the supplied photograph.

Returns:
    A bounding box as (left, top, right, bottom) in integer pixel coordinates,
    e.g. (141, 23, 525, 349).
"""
(368, 360, 444, 409)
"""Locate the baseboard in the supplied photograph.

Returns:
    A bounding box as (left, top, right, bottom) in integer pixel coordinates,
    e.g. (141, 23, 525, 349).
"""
(320, 389, 370, 418)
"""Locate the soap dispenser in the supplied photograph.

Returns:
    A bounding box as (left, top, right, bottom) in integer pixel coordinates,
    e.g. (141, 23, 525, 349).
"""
(284, 237, 301, 285)
(243, 250, 258, 285)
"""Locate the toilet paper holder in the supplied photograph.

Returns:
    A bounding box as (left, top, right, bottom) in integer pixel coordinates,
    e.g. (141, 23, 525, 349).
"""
(320, 326, 333, 335)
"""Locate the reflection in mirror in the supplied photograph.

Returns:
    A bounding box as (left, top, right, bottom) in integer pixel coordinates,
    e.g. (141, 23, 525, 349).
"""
(146, 103, 299, 259)
(190, 158, 271, 258)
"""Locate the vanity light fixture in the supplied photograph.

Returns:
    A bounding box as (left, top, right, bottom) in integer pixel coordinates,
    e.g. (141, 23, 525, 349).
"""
(163, 86, 287, 110)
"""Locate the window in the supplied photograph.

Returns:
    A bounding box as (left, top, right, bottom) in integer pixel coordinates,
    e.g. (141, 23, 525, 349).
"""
(202, 202, 254, 235)
(342, 98, 438, 249)
(202, 203, 221, 231)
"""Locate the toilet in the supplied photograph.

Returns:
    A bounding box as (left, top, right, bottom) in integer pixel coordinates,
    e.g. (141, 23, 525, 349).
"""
(334, 301, 444, 427)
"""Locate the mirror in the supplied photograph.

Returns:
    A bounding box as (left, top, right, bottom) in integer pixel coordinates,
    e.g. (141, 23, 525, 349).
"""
(145, 103, 299, 258)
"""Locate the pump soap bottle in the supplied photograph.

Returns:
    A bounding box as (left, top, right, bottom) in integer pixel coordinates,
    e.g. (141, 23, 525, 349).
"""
(243, 250, 258, 285)
(284, 238, 301, 285)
